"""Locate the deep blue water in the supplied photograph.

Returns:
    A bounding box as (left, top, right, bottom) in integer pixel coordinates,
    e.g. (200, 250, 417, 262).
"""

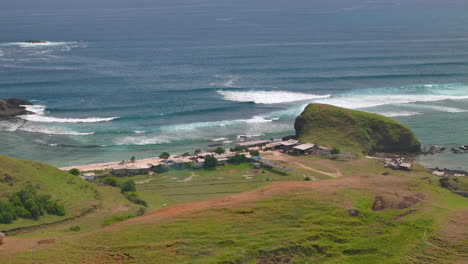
(1, 0, 468, 169)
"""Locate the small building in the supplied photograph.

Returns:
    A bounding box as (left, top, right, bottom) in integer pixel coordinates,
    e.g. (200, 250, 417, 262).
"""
(432, 170, 446, 177)
(399, 163, 412, 170)
(265, 142, 283, 150)
(80, 172, 96, 182)
(217, 157, 229, 165)
(293, 143, 316, 155)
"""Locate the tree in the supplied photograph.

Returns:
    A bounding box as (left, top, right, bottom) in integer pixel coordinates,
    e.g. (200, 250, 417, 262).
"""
(159, 152, 170, 159)
(103, 177, 118, 187)
(182, 152, 191, 157)
(69, 168, 80, 176)
(230, 146, 248, 153)
(214, 147, 225, 155)
(249, 150, 260, 156)
(120, 180, 136, 193)
(130, 156, 136, 163)
(330, 148, 341, 155)
(194, 149, 202, 154)
(203, 155, 218, 169)
(228, 154, 246, 165)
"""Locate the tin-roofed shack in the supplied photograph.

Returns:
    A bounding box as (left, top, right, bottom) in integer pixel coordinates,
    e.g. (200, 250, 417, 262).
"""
(293, 143, 316, 155)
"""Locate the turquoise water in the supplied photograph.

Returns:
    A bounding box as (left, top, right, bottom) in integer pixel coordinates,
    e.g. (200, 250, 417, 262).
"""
(0, 1, 467, 169)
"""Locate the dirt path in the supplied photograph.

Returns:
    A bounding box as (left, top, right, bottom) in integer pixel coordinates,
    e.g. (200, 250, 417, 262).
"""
(292, 162, 342, 178)
(262, 151, 342, 177)
(179, 172, 198, 182)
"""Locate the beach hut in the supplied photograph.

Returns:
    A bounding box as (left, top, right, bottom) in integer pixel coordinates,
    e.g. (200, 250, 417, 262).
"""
(293, 143, 316, 155)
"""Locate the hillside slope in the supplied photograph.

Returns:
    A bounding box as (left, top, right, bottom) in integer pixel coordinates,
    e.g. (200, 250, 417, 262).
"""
(295, 104, 421, 154)
(0, 154, 98, 230)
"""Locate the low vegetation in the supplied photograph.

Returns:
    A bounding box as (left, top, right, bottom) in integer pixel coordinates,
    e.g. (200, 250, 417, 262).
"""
(295, 104, 421, 154)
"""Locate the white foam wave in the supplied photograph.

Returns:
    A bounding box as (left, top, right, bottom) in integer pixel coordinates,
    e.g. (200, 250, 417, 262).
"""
(4, 41, 77, 48)
(0, 120, 94, 136)
(218, 90, 331, 104)
(114, 136, 170, 146)
(371, 111, 422, 117)
(20, 115, 118, 123)
(316, 94, 468, 109)
(403, 104, 467, 113)
(20, 104, 117, 123)
(212, 137, 228, 142)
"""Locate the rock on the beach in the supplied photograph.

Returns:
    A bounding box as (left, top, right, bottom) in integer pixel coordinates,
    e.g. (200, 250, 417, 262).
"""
(0, 98, 33, 117)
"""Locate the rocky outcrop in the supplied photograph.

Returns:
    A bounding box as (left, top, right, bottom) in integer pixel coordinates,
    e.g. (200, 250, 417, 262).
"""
(294, 104, 421, 154)
(0, 98, 32, 117)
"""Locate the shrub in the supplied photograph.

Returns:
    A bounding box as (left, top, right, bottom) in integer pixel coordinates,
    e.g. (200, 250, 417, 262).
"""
(304, 176, 311, 181)
(130, 156, 136, 163)
(152, 164, 169, 174)
(125, 192, 148, 207)
(330, 148, 341, 155)
(204, 155, 218, 169)
(194, 149, 202, 154)
(102, 215, 135, 226)
(69, 225, 81, 232)
(102, 177, 118, 187)
(0, 184, 65, 223)
(136, 207, 147, 216)
(214, 147, 225, 155)
(228, 154, 247, 165)
(230, 146, 248, 153)
(182, 152, 191, 157)
(46, 200, 66, 216)
(69, 168, 80, 176)
(120, 180, 136, 193)
(159, 152, 170, 159)
(249, 150, 260, 156)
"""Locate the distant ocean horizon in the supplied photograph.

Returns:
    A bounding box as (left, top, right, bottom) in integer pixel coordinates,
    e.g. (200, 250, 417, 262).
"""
(1, 1, 468, 170)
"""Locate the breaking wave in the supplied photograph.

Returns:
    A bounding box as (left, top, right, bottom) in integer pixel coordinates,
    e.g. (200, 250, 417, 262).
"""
(0, 120, 94, 136)
(20, 105, 118, 123)
(217, 90, 331, 104)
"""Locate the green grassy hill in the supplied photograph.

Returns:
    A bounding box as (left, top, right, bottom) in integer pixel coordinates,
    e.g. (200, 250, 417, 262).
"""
(294, 104, 421, 154)
(0, 154, 98, 230)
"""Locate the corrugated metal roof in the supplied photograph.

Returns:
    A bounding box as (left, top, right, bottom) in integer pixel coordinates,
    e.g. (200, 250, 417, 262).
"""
(293, 143, 316, 151)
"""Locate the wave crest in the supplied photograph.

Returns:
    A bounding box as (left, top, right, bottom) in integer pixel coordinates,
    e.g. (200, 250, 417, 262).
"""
(217, 90, 331, 104)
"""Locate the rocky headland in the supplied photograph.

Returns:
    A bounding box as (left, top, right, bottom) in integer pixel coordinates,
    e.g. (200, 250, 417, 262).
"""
(0, 98, 33, 117)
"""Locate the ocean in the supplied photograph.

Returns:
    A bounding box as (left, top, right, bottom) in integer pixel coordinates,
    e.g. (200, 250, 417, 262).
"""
(1, 0, 467, 170)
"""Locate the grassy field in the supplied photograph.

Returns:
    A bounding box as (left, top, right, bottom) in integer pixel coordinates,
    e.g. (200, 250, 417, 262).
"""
(0, 155, 466, 264)
(0, 154, 98, 230)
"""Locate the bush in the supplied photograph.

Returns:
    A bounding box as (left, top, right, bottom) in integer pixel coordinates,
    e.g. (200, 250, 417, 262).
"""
(152, 164, 170, 174)
(249, 150, 260, 156)
(136, 207, 147, 216)
(125, 192, 148, 207)
(304, 176, 311, 181)
(214, 147, 225, 155)
(182, 152, 191, 157)
(69, 168, 80, 176)
(102, 177, 118, 187)
(0, 200, 17, 224)
(228, 154, 247, 165)
(68, 225, 81, 232)
(0, 184, 66, 223)
(330, 148, 341, 155)
(120, 180, 136, 193)
(102, 214, 136, 226)
(194, 149, 202, 154)
(230, 146, 248, 153)
(159, 152, 170, 159)
(204, 155, 218, 169)
(130, 156, 136, 163)
(46, 200, 66, 216)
